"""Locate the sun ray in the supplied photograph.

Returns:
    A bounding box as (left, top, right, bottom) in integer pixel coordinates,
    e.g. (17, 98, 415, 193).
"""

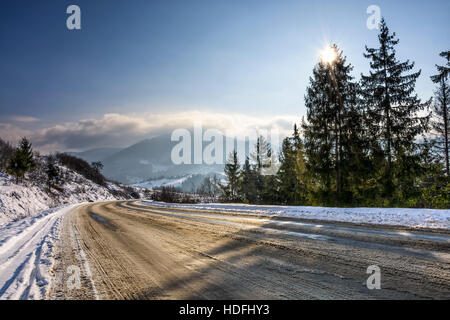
(320, 45, 337, 64)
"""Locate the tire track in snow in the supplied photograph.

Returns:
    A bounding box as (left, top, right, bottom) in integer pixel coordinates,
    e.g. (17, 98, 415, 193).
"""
(0, 204, 80, 300)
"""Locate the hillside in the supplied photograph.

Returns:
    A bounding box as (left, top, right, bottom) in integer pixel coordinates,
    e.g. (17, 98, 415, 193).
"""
(0, 157, 142, 227)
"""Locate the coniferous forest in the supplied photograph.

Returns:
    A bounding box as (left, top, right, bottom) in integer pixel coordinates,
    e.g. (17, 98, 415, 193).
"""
(221, 19, 450, 209)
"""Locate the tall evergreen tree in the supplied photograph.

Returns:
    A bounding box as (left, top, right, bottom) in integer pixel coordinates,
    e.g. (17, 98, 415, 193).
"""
(292, 125, 309, 204)
(430, 50, 450, 176)
(302, 59, 333, 203)
(250, 135, 272, 203)
(251, 135, 273, 172)
(303, 44, 361, 205)
(46, 156, 61, 188)
(240, 157, 258, 203)
(220, 150, 241, 202)
(6, 137, 36, 183)
(360, 18, 431, 200)
(277, 125, 309, 205)
(277, 137, 297, 204)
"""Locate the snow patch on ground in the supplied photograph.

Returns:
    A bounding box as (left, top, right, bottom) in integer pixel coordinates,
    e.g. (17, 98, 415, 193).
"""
(140, 201, 450, 230)
(0, 204, 80, 300)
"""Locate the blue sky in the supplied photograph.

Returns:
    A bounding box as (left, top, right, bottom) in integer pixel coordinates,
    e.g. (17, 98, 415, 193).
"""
(0, 0, 449, 151)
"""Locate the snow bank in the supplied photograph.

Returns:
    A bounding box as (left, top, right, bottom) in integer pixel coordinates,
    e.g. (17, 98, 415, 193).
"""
(140, 201, 450, 230)
(0, 204, 80, 300)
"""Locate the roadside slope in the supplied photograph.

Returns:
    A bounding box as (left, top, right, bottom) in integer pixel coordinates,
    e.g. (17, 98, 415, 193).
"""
(0, 165, 139, 228)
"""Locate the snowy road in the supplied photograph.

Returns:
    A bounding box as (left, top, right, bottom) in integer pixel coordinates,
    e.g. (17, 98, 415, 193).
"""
(48, 201, 450, 299)
(0, 204, 80, 300)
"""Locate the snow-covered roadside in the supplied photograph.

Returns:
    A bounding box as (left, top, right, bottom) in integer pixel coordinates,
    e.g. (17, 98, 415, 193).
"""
(0, 204, 80, 300)
(0, 168, 132, 228)
(140, 200, 450, 230)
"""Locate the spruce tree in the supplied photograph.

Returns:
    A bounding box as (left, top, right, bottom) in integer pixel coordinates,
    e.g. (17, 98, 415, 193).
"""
(361, 18, 431, 201)
(277, 125, 308, 205)
(431, 51, 450, 83)
(250, 135, 272, 203)
(221, 150, 241, 202)
(292, 124, 302, 151)
(240, 157, 258, 203)
(6, 137, 36, 183)
(46, 156, 61, 188)
(430, 50, 450, 176)
(291, 124, 309, 204)
(303, 44, 360, 205)
(302, 61, 333, 203)
(261, 169, 278, 204)
(277, 137, 296, 204)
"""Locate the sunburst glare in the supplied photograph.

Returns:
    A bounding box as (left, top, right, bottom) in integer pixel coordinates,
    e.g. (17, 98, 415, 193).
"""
(320, 45, 337, 64)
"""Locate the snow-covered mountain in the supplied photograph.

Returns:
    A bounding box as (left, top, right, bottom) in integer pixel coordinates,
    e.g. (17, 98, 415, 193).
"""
(133, 172, 226, 193)
(73, 133, 246, 185)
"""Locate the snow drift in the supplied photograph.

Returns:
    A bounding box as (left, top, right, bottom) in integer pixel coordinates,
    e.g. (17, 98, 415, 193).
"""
(140, 201, 450, 230)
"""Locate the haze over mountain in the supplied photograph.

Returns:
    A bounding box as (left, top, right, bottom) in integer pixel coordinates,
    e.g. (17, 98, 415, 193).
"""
(68, 147, 123, 164)
(71, 133, 249, 186)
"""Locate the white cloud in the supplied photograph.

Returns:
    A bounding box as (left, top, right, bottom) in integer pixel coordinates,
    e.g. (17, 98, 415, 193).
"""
(9, 116, 40, 123)
(0, 123, 33, 145)
(4, 111, 300, 153)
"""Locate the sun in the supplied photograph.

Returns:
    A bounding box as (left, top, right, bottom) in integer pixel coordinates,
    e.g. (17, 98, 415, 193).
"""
(320, 46, 337, 64)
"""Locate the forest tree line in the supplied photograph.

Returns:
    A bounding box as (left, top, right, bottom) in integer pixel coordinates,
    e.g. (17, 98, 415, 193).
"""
(220, 19, 449, 209)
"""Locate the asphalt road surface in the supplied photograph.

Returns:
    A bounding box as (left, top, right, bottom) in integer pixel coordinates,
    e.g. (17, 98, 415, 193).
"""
(48, 201, 450, 299)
